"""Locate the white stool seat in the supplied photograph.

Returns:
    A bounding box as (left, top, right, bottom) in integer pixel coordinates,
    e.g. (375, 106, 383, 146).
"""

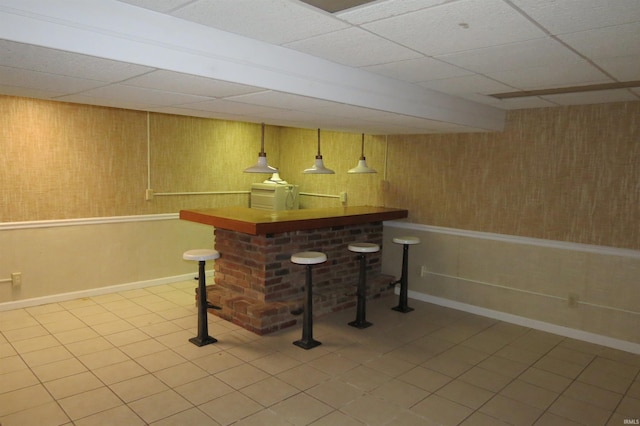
(183, 249, 220, 262)
(392, 236, 420, 245)
(291, 251, 327, 265)
(348, 242, 380, 253)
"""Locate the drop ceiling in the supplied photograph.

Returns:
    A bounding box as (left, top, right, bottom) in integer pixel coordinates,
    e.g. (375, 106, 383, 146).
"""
(0, 0, 638, 134)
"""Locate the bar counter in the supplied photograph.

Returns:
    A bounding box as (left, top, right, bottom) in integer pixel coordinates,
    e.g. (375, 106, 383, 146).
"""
(179, 205, 408, 235)
(180, 206, 408, 334)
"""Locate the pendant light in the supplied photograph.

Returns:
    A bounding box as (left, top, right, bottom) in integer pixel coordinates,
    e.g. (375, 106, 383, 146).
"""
(303, 128, 334, 174)
(348, 133, 377, 174)
(244, 123, 278, 173)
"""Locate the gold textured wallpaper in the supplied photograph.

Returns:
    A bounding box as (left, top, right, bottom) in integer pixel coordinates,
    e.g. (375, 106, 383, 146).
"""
(1, 95, 639, 250)
(384, 102, 640, 250)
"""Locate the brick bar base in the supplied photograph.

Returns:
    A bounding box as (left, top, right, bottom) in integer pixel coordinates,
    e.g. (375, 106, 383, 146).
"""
(205, 221, 395, 335)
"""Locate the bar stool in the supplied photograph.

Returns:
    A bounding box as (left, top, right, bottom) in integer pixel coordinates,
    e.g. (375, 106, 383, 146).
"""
(391, 236, 420, 313)
(291, 251, 327, 349)
(347, 242, 380, 329)
(183, 249, 220, 347)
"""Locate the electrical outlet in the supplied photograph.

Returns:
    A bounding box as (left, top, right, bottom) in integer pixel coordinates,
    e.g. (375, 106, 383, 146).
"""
(11, 272, 22, 287)
(339, 192, 347, 203)
(420, 265, 428, 277)
(145, 189, 154, 201)
(568, 293, 579, 307)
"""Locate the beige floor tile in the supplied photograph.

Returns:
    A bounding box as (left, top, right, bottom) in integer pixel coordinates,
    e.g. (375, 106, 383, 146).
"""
(0, 384, 55, 417)
(109, 373, 169, 403)
(11, 334, 60, 354)
(74, 405, 146, 426)
(510, 329, 564, 354)
(533, 412, 583, 425)
(458, 365, 512, 392)
(410, 393, 474, 425)
(120, 338, 168, 359)
(616, 395, 640, 419)
(519, 367, 573, 393)
(534, 355, 586, 379)
(216, 364, 270, 389)
(578, 366, 633, 394)
(436, 379, 494, 410)
(2, 324, 50, 342)
(64, 336, 113, 356)
(499, 379, 558, 410)
(199, 391, 264, 425)
(225, 340, 275, 363)
(307, 352, 359, 376)
(195, 351, 245, 375)
(126, 312, 167, 328)
(548, 395, 613, 425)
(250, 352, 301, 375)
(80, 311, 122, 326)
(421, 353, 474, 377)
(0, 341, 16, 357)
(306, 379, 363, 408)
(91, 318, 136, 335)
(135, 349, 186, 372)
(233, 408, 292, 426)
(153, 362, 208, 388)
(93, 359, 148, 385)
(397, 366, 452, 392)
(43, 371, 104, 399)
(35, 310, 78, 325)
(269, 393, 333, 426)
(139, 320, 184, 338)
(477, 354, 529, 378)
(31, 357, 87, 382)
(104, 329, 151, 347)
(77, 347, 129, 369)
(460, 411, 512, 425)
(151, 407, 221, 426)
(276, 364, 331, 390)
(58, 386, 123, 421)
(66, 304, 108, 318)
(241, 376, 300, 407)
(341, 394, 404, 425)
(42, 318, 87, 334)
(562, 380, 623, 411)
(174, 376, 234, 405)
(53, 326, 99, 344)
(0, 355, 28, 374)
(494, 344, 544, 365)
(25, 303, 65, 316)
(364, 352, 416, 377)
(0, 401, 70, 426)
(21, 345, 73, 368)
(128, 389, 193, 423)
(479, 394, 544, 425)
(0, 369, 39, 394)
(384, 410, 442, 426)
(155, 329, 198, 348)
(370, 379, 429, 409)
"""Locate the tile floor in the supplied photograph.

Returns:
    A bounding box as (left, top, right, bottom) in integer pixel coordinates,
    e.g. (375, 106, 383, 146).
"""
(0, 281, 639, 425)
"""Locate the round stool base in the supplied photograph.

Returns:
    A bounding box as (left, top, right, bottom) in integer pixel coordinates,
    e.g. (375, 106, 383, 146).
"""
(293, 338, 322, 350)
(348, 319, 373, 329)
(392, 305, 415, 313)
(189, 335, 218, 347)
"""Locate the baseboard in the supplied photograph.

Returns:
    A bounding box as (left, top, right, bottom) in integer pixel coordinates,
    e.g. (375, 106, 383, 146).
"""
(0, 270, 213, 312)
(400, 288, 640, 355)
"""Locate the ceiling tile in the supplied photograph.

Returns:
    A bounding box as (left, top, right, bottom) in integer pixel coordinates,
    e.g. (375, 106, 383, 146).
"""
(225, 91, 338, 110)
(362, 57, 473, 83)
(418, 74, 514, 95)
(335, 0, 452, 24)
(116, 0, 193, 13)
(362, 0, 546, 56)
(594, 55, 640, 81)
(284, 27, 421, 67)
(0, 66, 107, 94)
(436, 38, 584, 74)
(559, 22, 640, 60)
(169, 0, 349, 45)
(510, 0, 640, 35)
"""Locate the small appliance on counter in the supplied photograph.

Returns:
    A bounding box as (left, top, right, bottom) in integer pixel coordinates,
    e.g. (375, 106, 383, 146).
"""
(250, 173, 299, 211)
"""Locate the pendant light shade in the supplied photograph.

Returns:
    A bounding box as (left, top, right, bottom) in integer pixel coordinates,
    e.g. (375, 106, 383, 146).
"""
(303, 128, 334, 174)
(348, 133, 377, 174)
(244, 123, 278, 173)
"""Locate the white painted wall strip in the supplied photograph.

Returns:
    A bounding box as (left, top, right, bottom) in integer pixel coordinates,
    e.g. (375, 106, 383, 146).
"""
(384, 221, 640, 259)
(0, 213, 179, 230)
(403, 288, 640, 355)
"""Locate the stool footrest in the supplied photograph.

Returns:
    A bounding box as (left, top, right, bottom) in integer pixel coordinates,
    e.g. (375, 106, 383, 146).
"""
(207, 303, 222, 310)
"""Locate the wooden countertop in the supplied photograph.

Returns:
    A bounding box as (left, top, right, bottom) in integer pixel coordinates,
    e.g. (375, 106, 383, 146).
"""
(180, 206, 408, 235)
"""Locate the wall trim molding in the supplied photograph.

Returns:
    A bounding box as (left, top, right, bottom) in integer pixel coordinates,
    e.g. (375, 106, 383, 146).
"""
(0, 214, 180, 231)
(403, 289, 640, 355)
(0, 271, 213, 312)
(384, 221, 640, 259)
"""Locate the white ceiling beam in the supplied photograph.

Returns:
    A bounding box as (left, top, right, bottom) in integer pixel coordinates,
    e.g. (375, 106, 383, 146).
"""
(0, 0, 505, 131)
